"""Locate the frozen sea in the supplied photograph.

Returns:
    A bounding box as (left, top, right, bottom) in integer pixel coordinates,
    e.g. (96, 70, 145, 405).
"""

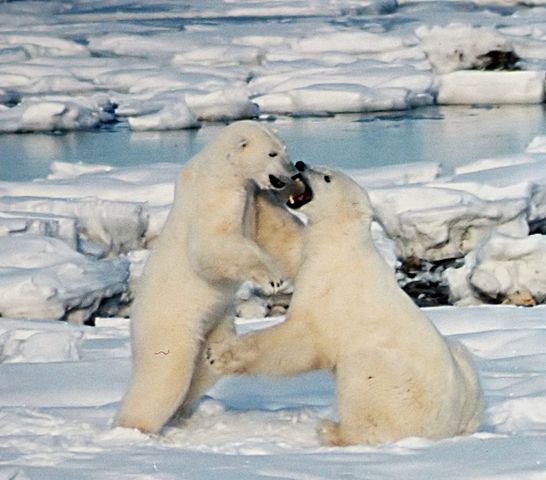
(2, 0, 546, 479)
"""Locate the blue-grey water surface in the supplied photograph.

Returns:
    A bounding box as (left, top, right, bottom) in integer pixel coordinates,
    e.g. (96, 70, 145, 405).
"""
(1, 105, 545, 182)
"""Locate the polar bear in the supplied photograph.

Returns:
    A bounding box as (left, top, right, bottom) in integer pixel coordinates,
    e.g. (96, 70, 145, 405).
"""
(206, 166, 484, 446)
(114, 121, 309, 434)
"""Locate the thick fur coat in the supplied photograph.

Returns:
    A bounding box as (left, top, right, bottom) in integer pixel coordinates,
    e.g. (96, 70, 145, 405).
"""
(207, 167, 484, 446)
(114, 121, 303, 433)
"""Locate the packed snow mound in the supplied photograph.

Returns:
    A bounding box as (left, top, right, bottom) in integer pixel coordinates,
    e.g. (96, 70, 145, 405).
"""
(0, 235, 129, 323)
(416, 24, 518, 74)
(0, 328, 83, 363)
(127, 101, 200, 131)
(0, 196, 150, 256)
(370, 185, 529, 261)
(445, 233, 546, 306)
(437, 71, 545, 105)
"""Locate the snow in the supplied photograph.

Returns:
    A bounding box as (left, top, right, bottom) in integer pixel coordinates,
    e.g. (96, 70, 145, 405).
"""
(1, 307, 546, 479)
(445, 233, 546, 305)
(416, 24, 516, 74)
(437, 71, 546, 105)
(0, 235, 129, 322)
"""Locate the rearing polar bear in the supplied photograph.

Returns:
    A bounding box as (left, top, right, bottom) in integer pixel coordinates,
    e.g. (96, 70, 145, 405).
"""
(207, 166, 483, 446)
(114, 121, 308, 434)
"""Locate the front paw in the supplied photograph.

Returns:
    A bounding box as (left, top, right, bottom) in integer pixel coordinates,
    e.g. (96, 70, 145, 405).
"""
(205, 341, 246, 375)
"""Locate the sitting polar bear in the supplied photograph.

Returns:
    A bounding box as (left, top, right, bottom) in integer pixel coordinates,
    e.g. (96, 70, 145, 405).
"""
(114, 121, 309, 434)
(207, 166, 484, 446)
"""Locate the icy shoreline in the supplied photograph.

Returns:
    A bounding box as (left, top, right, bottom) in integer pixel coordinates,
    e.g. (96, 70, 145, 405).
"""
(3, 133, 546, 321)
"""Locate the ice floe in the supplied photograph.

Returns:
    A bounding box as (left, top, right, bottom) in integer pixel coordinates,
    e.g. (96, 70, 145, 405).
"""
(416, 24, 518, 74)
(0, 235, 129, 322)
(445, 233, 546, 305)
(2, 0, 546, 131)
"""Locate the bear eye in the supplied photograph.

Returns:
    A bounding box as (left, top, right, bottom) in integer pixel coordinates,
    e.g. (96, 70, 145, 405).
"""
(324, 175, 331, 183)
(269, 151, 278, 158)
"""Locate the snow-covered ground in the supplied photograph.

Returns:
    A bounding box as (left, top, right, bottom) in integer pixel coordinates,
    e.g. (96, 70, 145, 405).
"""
(1, 306, 546, 479)
(2, 0, 546, 478)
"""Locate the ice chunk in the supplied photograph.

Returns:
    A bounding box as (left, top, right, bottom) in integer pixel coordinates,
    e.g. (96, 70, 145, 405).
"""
(454, 155, 541, 175)
(128, 101, 200, 131)
(0, 328, 83, 363)
(416, 24, 517, 74)
(291, 31, 404, 54)
(350, 161, 441, 188)
(255, 84, 409, 115)
(445, 233, 546, 305)
(0, 161, 178, 206)
(0, 196, 149, 256)
(0, 210, 79, 249)
(0, 99, 109, 133)
(437, 71, 545, 105)
(0, 235, 129, 322)
(47, 161, 114, 179)
(525, 135, 546, 153)
(371, 186, 529, 261)
(0, 34, 89, 58)
(186, 87, 259, 121)
(172, 45, 264, 66)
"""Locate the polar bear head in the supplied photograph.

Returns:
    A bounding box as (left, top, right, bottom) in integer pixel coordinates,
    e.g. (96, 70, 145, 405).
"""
(285, 163, 373, 225)
(216, 120, 301, 192)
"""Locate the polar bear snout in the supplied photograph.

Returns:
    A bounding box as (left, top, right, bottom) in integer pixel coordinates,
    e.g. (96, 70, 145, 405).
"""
(295, 161, 307, 172)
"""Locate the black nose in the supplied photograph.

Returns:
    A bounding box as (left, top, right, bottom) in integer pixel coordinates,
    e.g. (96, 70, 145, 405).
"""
(295, 161, 306, 172)
(269, 174, 286, 189)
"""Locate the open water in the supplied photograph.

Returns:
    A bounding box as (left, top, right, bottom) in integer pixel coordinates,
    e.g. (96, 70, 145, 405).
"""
(2, 105, 545, 181)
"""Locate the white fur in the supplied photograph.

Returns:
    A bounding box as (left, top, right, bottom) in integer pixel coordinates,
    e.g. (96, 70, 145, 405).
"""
(114, 121, 303, 433)
(207, 167, 484, 446)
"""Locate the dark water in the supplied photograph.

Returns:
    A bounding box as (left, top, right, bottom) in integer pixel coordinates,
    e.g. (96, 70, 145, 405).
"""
(2, 105, 546, 182)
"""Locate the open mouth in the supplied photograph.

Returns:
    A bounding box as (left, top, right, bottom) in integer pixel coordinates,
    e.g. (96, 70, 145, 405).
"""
(268, 174, 287, 190)
(286, 173, 313, 209)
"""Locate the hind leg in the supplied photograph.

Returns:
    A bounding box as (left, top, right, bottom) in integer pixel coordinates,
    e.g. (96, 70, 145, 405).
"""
(174, 316, 237, 420)
(114, 319, 200, 434)
(320, 350, 429, 446)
